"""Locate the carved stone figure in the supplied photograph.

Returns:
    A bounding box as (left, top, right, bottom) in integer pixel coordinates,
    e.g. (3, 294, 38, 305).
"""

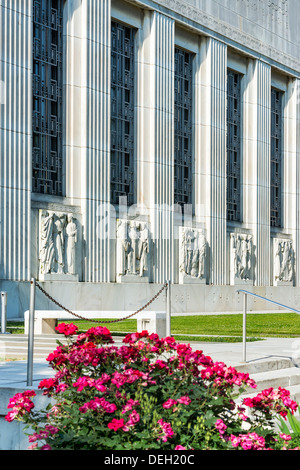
(116, 219, 150, 280)
(183, 229, 195, 276)
(39, 210, 78, 278)
(65, 214, 78, 275)
(230, 233, 253, 284)
(128, 223, 139, 274)
(139, 222, 149, 277)
(198, 232, 206, 279)
(179, 227, 207, 282)
(54, 214, 66, 274)
(39, 211, 55, 275)
(274, 238, 294, 284)
(116, 219, 130, 276)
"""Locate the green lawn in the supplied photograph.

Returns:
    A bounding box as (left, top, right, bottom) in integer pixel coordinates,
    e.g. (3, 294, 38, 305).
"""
(7, 312, 300, 343)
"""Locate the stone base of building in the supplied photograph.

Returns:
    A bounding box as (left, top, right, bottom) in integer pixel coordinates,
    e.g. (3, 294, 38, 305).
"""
(2, 280, 300, 321)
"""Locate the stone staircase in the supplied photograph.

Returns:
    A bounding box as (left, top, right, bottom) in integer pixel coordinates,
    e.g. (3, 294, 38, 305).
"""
(0, 334, 66, 360)
(0, 333, 125, 361)
(236, 358, 300, 402)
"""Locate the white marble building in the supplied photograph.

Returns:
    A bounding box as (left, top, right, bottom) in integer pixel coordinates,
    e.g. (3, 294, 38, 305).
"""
(1, 0, 300, 318)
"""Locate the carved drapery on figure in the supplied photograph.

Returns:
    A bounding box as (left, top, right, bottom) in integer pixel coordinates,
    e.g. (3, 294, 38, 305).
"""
(39, 210, 55, 275)
(179, 227, 207, 283)
(273, 238, 294, 285)
(230, 233, 253, 284)
(116, 219, 150, 281)
(39, 210, 78, 278)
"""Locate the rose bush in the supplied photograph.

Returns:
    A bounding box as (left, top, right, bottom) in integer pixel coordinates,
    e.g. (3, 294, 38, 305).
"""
(5, 323, 300, 450)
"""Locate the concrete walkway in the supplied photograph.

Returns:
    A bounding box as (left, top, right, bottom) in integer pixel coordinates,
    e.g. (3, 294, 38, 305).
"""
(0, 336, 300, 389)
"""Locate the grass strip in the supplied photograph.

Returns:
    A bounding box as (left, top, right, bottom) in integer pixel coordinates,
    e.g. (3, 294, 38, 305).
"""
(6, 313, 300, 342)
(62, 313, 300, 338)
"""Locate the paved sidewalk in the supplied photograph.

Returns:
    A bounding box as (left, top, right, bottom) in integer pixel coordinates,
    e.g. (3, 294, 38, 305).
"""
(0, 336, 299, 389)
(194, 336, 300, 367)
(0, 359, 53, 389)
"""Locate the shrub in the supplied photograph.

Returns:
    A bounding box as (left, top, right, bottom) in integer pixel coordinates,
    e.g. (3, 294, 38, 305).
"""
(5, 323, 300, 450)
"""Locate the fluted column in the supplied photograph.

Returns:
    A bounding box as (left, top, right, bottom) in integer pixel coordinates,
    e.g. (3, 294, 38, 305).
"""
(199, 37, 227, 285)
(256, 62, 271, 286)
(283, 78, 298, 266)
(80, 0, 112, 282)
(243, 59, 271, 286)
(138, 11, 174, 283)
(0, 1, 31, 281)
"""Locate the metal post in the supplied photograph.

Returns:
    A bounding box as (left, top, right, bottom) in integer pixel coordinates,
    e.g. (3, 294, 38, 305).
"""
(0, 292, 10, 335)
(27, 278, 36, 387)
(166, 280, 171, 337)
(242, 292, 247, 363)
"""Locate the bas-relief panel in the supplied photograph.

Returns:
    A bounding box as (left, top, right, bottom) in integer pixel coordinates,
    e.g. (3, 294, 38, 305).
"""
(273, 238, 295, 286)
(38, 210, 80, 281)
(116, 222, 209, 285)
(35, 212, 296, 289)
(179, 227, 208, 284)
(230, 233, 254, 285)
(116, 219, 151, 283)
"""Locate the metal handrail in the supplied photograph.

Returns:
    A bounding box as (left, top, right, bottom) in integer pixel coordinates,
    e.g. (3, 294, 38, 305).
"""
(237, 289, 300, 363)
(238, 289, 300, 315)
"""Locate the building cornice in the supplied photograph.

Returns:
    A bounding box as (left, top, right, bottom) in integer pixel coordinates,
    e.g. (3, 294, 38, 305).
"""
(126, 0, 300, 77)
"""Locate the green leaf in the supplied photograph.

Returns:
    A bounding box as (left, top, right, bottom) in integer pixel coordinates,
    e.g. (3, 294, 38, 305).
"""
(287, 411, 300, 434)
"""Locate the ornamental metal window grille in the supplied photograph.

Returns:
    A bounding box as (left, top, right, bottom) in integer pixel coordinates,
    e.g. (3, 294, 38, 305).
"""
(174, 48, 193, 207)
(270, 88, 283, 228)
(226, 70, 242, 222)
(32, 0, 63, 196)
(111, 21, 135, 207)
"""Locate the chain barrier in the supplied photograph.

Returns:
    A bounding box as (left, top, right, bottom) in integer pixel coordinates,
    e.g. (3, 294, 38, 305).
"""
(35, 281, 168, 324)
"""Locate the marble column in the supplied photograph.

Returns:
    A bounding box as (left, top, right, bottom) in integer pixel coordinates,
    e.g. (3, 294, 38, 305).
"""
(243, 59, 271, 286)
(64, 0, 85, 203)
(0, 1, 31, 281)
(282, 78, 298, 285)
(198, 37, 227, 285)
(80, 0, 112, 282)
(137, 11, 175, 283)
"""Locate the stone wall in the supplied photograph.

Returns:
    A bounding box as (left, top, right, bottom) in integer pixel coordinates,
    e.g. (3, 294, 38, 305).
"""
(1, 0, 300, 318)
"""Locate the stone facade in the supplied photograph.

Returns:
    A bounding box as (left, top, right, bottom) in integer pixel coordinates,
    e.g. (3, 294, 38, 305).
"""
(0, 0, 300, 317)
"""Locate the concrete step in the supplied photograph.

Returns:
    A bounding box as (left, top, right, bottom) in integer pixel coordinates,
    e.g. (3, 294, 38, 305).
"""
(0, 334, 125, 360)
(236, 358, 294, 375)
(0, 334, 66, 360)
(243, 367, 300, 393)
(236, 358, 300, 406)
(242, 384, 300, 403)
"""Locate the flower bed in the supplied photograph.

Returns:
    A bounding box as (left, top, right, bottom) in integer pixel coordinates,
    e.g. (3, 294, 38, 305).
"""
(5, 323, 300, 450)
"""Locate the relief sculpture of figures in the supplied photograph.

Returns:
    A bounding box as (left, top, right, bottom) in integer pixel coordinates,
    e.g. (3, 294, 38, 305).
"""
(274, 239, 294, 284)
(230, 233, 253, 283)
(65, 214, 78, 275)
(139, 222, 149, 277)
(116, 219, 131, 277)
(179, 228, 207, 282)
(53, 214, 66, 274)
(39, 210, 78, 277)
(116, 219, 150, 280)
(128, 222, 139, 275)
(39, 210, 55, 275)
